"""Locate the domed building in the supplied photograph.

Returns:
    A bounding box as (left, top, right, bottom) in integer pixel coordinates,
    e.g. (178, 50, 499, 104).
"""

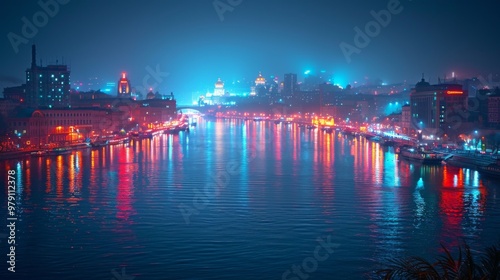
(214, 78, 224, 96)
(146, 89, 156, 99)
(415, 77, 430, 89)
(255, 72, 266, 86)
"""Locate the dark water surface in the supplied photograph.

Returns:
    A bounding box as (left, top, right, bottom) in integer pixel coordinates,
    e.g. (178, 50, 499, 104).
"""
(1, 119, 499, 279)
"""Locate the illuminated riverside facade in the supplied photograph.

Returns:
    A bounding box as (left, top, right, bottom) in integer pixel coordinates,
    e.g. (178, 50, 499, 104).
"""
(8, 107, 125, 147)
(3, 96, 176, 148)
(410, 78, 467, 135)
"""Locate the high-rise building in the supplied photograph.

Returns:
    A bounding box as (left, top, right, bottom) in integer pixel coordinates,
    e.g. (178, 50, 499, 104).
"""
(284, 73, 297, 96)
(25, 45, 71, 108)
(410, 77, 467, 135)
(117, 72, 131, 98)
(487, 92, 500, 128)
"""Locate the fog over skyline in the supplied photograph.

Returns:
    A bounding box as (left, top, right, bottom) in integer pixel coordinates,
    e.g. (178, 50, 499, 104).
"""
(1, 0, 499, 104)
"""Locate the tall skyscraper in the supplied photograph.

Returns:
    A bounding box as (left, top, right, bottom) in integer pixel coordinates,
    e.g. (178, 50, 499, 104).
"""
(284, 73, 297, 96)
(117, 72, 131, 98)
(25, 45, 71, 108)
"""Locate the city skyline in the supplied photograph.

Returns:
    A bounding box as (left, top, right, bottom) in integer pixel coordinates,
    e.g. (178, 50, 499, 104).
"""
(2, 1, 500, 279)
(1, 0, 500, 104)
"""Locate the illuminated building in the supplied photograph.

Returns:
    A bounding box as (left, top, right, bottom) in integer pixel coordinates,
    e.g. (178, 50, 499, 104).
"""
(410, 77, 467, 134)
(487, 93, 500, 128)
(250, 72, 266, 96)
(214, 78, 224, 96)
(117, 72, 131, 98)
(134, 99, 177, 129)
(249, 86, 256, 96)
(476, 88, 500, 128)
(7, 107, 125, 147)
(401, 104, 411, 135)
(255, 72, 266, 86)
(25, 44, 71, 107)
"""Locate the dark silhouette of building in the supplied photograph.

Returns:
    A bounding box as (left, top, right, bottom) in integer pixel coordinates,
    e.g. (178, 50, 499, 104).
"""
(284, 73, 298, 96)
(2, 85, 26, 103)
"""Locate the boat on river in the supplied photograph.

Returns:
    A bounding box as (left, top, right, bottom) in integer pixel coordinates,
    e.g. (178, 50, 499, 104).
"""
(478, 158, 500, 178)
(399, 147, 444, 165)
(46, 147, 71, 156)
(31, 150, 47, 157)
(91, 140, 109, 148)
(444, 151, 497, 169)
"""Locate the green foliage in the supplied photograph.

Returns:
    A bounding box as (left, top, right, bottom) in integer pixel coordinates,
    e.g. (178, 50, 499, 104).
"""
(376, 242, 500, 279)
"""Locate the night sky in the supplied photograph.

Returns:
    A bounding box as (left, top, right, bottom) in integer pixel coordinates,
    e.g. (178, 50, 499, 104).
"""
(1, 0, 499, 104)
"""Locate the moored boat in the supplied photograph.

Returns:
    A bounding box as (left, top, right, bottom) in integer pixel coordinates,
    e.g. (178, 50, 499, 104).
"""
(91, 140, 109, 148)
(31, 150, 47, 157)
(445, 152, 497, 169)
(321, 126, 333, 133)
(399, 147, 444, 165)
(130, 131, 140, 139)
(46, 147, 71, 156)
(478, 159, 500, 178)
(109, 137, 130, 145)
(382, 137, 397, 146)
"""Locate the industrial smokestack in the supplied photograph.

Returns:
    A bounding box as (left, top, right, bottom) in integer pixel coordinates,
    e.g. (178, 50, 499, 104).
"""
(31, 44, 36, 69)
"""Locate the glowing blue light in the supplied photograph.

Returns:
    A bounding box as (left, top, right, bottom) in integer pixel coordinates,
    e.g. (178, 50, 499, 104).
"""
(304, 70, 311, 75)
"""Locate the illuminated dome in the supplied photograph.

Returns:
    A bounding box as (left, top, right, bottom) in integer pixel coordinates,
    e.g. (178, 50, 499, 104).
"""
(214, 78, 224, 96)
(215, 78, 224, 88)
(255, 72, 266, 86)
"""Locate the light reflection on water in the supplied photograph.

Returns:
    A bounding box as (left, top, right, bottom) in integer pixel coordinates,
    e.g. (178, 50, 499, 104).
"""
(0, 119, 499, 280)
